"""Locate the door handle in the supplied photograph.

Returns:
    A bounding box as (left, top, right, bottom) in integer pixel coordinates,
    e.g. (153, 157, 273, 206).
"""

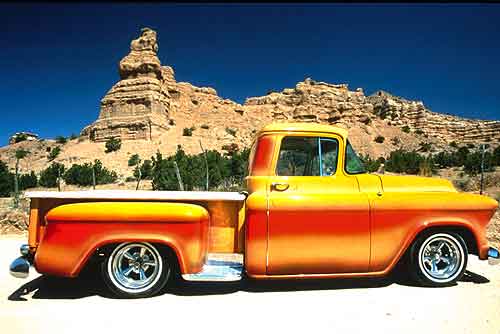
(271, 182, 289, 192)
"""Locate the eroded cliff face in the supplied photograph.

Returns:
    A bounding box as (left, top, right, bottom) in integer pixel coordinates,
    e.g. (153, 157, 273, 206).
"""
(367, 91, 500, 144)
(82, 28, 499, 152)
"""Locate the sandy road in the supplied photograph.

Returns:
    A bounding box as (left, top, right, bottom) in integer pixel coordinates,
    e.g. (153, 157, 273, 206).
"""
(1, 235, 499, 334)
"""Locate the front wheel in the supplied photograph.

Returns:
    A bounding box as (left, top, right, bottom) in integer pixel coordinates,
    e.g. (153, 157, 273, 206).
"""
(101, 242, 171, 298)
(409, 232, 467, 287)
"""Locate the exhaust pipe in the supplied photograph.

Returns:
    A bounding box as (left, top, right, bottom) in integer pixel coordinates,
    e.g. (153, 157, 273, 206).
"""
(9, 244, 32, 278)
(488, 247, 500, 266)
(10, 257, 30, 278)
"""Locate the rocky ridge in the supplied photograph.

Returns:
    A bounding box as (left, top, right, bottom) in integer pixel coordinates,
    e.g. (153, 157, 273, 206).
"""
(82, 28, 499, 153)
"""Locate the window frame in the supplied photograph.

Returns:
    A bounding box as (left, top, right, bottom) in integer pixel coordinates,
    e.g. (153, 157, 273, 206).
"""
(274, 135, 340, 177)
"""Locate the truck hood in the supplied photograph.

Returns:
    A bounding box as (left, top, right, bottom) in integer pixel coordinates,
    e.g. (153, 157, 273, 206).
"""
(377, 174, 457, 193)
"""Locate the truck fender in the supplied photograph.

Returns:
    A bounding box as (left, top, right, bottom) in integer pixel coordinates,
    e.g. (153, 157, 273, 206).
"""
(34, 202, 210, 277)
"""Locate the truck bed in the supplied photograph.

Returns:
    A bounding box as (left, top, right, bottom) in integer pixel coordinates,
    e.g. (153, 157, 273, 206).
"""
(25, 190, 247, 254)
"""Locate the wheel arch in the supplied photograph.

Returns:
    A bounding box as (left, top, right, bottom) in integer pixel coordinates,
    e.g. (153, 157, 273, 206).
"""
(77, 239, 185, 277)
(396, 223, 479, 269)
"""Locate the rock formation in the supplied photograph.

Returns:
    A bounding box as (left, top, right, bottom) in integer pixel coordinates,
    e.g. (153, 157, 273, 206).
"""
(82, 27, 500, 150)
(82, 28, 173, 141)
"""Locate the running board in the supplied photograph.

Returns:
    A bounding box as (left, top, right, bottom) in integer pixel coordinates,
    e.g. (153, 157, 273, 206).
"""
(182, 253, 244, 282)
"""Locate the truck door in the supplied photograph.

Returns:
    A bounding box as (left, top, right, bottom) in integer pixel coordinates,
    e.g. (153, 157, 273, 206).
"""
(267, 134, 370, 275)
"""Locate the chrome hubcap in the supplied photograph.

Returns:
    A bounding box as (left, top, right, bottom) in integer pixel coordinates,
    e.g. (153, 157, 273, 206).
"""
(108, 243, 162, 293)
(418, 234, 463, 282)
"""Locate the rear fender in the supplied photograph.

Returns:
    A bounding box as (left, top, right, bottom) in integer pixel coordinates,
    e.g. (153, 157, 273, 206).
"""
(34, 202, 210, 277)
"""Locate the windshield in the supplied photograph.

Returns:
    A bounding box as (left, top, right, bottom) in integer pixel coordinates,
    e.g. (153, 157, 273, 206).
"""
(345, 140, 366, 174)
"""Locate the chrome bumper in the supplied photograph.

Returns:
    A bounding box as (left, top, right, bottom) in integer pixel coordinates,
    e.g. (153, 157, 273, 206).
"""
(488, 247, 500, 266)
(9, 244, 32, 278)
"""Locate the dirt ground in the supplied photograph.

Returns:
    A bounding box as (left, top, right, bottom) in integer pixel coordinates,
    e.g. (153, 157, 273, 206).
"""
(1, 235, 500, 334)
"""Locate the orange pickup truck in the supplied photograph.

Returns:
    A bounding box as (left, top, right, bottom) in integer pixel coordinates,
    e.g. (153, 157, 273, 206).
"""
(9, 123, 500, 298)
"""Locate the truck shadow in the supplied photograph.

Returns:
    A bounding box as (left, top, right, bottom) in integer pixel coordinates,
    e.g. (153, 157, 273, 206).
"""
(8, 270, 489, 301)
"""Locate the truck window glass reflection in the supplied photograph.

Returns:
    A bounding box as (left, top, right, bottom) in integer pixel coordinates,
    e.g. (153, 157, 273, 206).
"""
(276, 136, 338, 176)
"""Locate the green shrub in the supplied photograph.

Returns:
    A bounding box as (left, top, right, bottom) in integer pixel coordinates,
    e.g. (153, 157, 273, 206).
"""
(70, 133, 78, 140)
(13, 133, 28, 143)
(55, 136, 67, 144)
(183, 127, 195, 136)
(0, 161, 14, 196)
(48, 146, 61, 161)
(450, 141, 458, 149)
(494, 146, 500, 166)
(15, 149, 29, 160)
(105, 137, 121, 153)
(402, 126, 410, 133)
(18, 171, 38, 190)
(415, 129, 424, 135)
(151, 147, 250, 191)
(463, 151, 494, 176)
(374, 136, 385, 144)
(128, 154, 140, 167)
(360, 154, 381, 173)
(63, 160, 117, 186)
(385, 150, 426, 174)
(134, 159, 153, 180)
(39, 163, 65, 188)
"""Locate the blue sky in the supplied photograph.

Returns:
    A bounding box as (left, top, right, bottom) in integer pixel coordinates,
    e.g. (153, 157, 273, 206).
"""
(1, 3, 499, 145)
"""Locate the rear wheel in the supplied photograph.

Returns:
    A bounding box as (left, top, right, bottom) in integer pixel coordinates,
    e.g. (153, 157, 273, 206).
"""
(101, 242, 171, 298)
(409, 232, 467, 287)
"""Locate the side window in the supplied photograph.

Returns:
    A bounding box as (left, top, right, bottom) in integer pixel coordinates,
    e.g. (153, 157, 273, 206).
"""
(276, 136, 339, 176)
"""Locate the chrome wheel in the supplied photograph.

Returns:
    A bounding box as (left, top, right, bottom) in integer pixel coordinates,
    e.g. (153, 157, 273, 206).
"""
(107, 242, 163, 294)
(418, 233, 465, 283)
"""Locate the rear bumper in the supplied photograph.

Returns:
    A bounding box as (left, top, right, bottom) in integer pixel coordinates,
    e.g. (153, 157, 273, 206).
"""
(9, 244, 32, 278)
(488, 247, 500, 266)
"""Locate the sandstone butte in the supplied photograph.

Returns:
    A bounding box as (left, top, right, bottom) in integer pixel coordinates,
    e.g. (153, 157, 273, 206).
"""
(1, 27, 499, 177)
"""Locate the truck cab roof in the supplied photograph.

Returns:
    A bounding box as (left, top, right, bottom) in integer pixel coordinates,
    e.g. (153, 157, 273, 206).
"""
(258, 122, 348, 139)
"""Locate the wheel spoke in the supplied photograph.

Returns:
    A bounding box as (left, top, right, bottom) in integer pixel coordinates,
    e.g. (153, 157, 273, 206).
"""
(123, 252, 135, 261)
(441, 257, 451, 265)
(139, 247, 146, 258)
(122, 266, 134, 277)
(139, 268, 146, 281)
(143, 261, 157, 267)
(430, 259, 438, 273)
(437, 241, 445, 251)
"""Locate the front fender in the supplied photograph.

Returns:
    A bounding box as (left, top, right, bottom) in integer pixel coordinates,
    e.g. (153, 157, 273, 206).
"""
(34, 202, 209, 277)
(370, 192, 496, 272)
